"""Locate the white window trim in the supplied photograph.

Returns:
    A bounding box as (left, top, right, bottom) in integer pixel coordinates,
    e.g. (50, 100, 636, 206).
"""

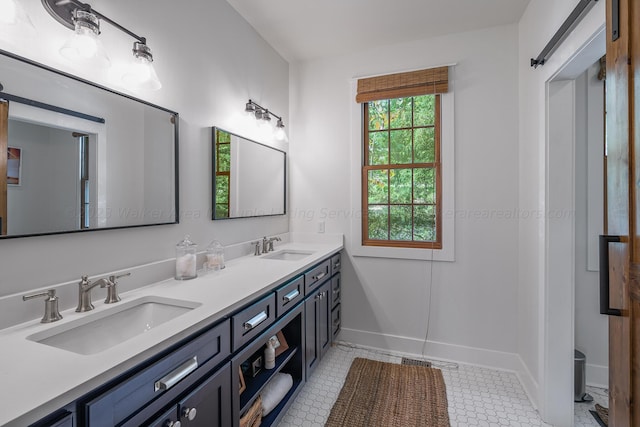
(349, 79, 455, 261)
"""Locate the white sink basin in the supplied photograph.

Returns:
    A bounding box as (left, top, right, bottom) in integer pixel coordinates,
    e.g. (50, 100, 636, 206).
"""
(27, 296, 200, 355)
(262, 249, 314, 261)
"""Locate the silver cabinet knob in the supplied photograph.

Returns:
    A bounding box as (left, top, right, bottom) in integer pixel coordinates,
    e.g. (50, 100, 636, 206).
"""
(182, 407, 197, 421)
(165, 421, 181, 427)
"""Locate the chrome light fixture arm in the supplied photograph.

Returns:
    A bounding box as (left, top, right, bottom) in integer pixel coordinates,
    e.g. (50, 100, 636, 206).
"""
(42, 0, 147, 44)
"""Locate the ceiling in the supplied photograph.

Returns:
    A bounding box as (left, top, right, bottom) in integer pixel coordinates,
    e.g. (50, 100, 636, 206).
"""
(226, 0, 531, 62)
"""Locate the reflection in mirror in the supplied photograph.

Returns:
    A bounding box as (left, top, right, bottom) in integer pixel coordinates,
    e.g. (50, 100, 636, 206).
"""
(212, 127, 285, 219)
(0, 49, 178, 238)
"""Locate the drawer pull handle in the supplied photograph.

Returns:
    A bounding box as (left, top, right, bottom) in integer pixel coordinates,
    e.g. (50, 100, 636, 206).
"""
(155, 357, 198, 392)
(313, 271, 326, 281)
(334, 262, 341, 269)
(334, 318, 340, 326)
(182, 407, 197, 421)
(283, 289, 300, 303)
(333, 290, 339, 295)
(244, 311, 268, 330)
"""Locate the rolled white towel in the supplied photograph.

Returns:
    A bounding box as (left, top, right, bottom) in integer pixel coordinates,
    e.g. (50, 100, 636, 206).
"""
(261, 372, 293, 416)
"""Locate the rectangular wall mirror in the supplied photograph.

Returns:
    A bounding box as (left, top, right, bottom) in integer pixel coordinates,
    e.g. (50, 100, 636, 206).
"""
(212, 127, 285, 219)
(0, 49, 179, 238)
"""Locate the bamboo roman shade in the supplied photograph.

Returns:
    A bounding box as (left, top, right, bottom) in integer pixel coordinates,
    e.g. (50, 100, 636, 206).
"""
(356, 66, 449, 103)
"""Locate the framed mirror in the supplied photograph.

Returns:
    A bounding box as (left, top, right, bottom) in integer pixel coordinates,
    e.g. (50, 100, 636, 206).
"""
(212, 127, 285, 219)
(0, 49, 178, 238)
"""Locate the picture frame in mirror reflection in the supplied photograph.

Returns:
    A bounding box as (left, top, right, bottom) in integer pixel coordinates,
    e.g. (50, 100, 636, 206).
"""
(7, 147, 22, 186)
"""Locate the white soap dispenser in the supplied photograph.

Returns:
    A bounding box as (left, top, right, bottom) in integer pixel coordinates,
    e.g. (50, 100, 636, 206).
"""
(264, 339, 276, 369)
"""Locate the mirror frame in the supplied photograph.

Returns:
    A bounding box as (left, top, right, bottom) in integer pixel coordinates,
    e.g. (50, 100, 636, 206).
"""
(212, 127, 286, 220)
(0, 48, 180, 239)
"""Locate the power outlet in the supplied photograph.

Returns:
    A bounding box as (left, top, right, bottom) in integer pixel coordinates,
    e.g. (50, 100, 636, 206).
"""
(317, 221, 325, 233)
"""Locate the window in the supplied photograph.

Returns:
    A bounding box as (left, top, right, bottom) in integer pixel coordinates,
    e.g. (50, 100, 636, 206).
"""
(215, 128, 231, 218)
(357, 66, 448, 250)
(363, 95, 441, 248)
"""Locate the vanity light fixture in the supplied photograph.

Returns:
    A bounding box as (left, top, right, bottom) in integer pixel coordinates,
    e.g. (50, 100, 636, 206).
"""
(41, 0, 162, 90)
(59, 9, 110, 68)
(245, 99, 288, 141)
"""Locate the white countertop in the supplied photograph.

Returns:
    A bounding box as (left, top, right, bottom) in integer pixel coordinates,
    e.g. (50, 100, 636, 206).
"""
(0, 238, 342, 427)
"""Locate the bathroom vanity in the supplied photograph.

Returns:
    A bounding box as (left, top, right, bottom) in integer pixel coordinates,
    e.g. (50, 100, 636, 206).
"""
(0, 237, 342, 427)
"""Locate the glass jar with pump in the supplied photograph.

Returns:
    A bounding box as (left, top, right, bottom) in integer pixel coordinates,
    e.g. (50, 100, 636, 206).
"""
(205, 240, 225, 273)
(175, 235, 197, 280)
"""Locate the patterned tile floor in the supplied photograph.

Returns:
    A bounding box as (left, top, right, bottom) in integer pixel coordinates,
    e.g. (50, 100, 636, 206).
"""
(277, 343, 608, 426)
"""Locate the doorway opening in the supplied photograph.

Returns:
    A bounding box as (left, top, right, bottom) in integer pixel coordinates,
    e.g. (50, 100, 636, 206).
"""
(545, 28, 606, 426)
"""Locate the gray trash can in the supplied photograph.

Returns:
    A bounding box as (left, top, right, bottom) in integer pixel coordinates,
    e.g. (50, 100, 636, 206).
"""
(574, 349, 593, 402)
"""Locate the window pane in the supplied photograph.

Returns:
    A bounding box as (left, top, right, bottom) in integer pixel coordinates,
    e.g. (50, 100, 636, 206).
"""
(216, 204, 229, 218)
(390, 168, 412, 204)
(368, 206, 388, 240)
(414, 127, 435, 163)
(369, 100, 389, 130)
(218, 144, 230, 172)
(368, 169, 389, 204)
(217, 130, 231, 143)
(216, 176, 229, 203)
(390, 97, 412, 129)
(414, 95, 435, 126)
(413, 168, 435, 204)
(414, 205, 436, 241)
(390, 205, 412, 241)
(368, 131, 389, 165)
(390, 130, 412, 164)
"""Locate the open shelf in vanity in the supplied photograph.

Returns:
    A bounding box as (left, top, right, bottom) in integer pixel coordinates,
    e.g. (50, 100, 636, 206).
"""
(232, 302, 305, 427)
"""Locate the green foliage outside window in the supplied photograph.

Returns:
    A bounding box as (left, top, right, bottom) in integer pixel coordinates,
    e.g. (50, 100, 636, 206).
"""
(215, 130, 231, 218)
(364, 95, 440, 245)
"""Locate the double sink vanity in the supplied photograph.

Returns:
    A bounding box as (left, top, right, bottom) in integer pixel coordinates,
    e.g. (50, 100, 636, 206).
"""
(0, 235, 343, 427)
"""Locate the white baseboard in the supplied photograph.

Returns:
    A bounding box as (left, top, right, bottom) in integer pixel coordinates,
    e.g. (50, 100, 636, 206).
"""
(514, 354, 540, 410)
(586, 363, 608, 389)
(340, 328, 542, 409)
(340, 328, 521, 371)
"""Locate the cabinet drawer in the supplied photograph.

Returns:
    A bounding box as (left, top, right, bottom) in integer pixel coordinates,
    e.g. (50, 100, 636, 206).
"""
(147, 406, 179, 427)
(232, 294, 276, 351)
(304, 259, 331, 294)
(331, 252, 342, 274)
(330, 272, 341, 308)
(84, 319, 231, 427)
(276, 276, 304, 317)
(332, 304, 341, 338)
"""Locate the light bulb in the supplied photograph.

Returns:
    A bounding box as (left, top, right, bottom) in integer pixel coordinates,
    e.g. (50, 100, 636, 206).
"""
(122, 42, 162, 90)
(59, 10, 110, 68)
(274, 126, 288, 142)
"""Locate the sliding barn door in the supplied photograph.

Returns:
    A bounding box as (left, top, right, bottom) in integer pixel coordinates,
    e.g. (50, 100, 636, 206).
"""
(605, 0, 639, 424)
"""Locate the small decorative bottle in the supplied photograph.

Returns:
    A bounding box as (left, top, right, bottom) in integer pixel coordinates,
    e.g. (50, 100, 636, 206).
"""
(264, 340, 275, 369)
(175, 235, 197, 280)
(205, 240, 225, 273)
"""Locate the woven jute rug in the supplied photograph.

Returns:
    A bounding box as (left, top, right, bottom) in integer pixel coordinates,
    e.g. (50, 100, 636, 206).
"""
(325, 358, 450, 427)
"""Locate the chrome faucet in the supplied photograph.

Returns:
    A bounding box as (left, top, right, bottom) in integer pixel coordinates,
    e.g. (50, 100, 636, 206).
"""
(266, 236, 281, 252)
(104, 273, 130, 304)
(75, 272, 130, 312)
(76, 276, 109, 312)
(23, 289, 63, 323)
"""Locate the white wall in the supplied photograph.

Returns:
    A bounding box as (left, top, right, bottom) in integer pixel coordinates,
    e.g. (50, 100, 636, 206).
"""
(0, 0, 289, 297)
(574, 63, 608, 388)
(290, 25, 520, 366)
(518, 0, 605, 418)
